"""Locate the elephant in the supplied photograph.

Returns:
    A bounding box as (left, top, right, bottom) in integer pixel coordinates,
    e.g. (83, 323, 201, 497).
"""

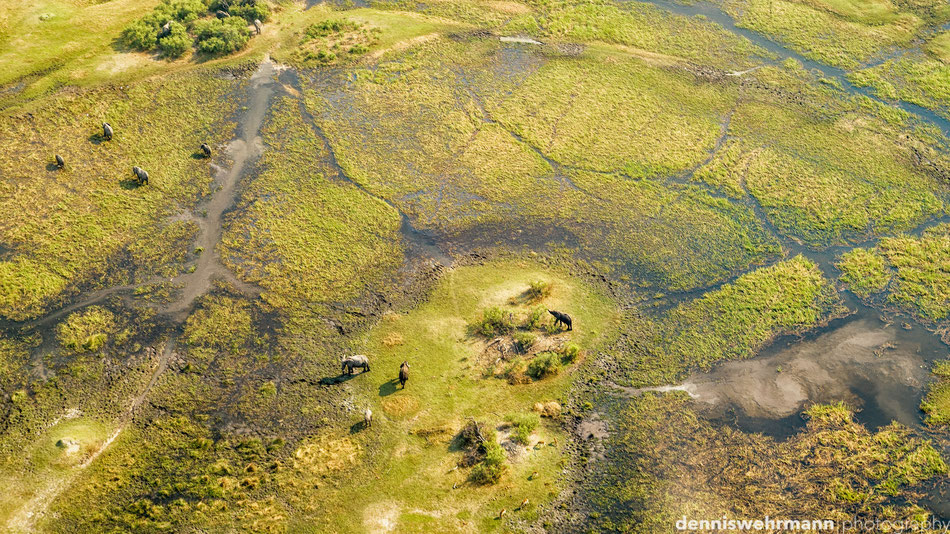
(54, 154, 65, 169)
(253, 19, 262, 35)
(102, 122, 113, 140)
(398, 361, 410, 389)
(132, 166, 149, 186)
(342, 354, 370, 375)
(548, 309, 572, 331)
(159, 21, 172, 38)
(216, 10, 230, 18)
(364, 408, 373, 427)
(200, 143, 212, 158)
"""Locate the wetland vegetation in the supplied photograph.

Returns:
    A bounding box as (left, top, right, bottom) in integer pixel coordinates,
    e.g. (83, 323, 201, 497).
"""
(2, 0, 950, 532)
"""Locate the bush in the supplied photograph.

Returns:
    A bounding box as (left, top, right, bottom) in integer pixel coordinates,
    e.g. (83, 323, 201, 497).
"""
(559, 343, 581, 364)
(122, 0, 208, 51)
(470, 440, 507, 485)
(502, 357, 530, 385)
(194, 17, 251, 54)
(524, 306, 547, 330)
(154, 0, 208, 24)
(157, 21, 191, 57)
(505, 413, 540, 445)
(230, 1, 271, 22)
(57, 306, 116, 353)
(305, 20, 358, 39)
(527, 352, 561, 380)
(473, 306, 515, 336)
(122, 19, 159, 50)
(526, 280, 552, 302)
(513, 331, 536, 353)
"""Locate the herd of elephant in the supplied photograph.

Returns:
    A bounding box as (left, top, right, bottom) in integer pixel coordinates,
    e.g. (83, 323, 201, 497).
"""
(52, 122, 214, 186)
(345, 309, 573, 428)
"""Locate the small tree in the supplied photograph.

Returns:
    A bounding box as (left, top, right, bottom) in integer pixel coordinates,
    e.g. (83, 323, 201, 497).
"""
(194, 17, 251, 54)
(527, 352, 561, 380)
(470, 441, 507, 484)
(122, 19, 159, 50)
(157, 21, 191, 58)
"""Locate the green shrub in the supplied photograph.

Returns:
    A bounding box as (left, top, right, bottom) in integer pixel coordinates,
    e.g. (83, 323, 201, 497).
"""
(122, 19, 159, 50)
(526, 280, 552, 302)
(305, 20, 358, 39)
(473, 306, 515, 336)
(194, 17, 251, 54)
(513, 331, 536, 353)
(230, 1, 271, 23)
(527, 352, 561, 380)
(57, 306, 116, 353)
(154, 0, 208, 24)
(157, 21, 191, 57)
(524, 305, 547, 329)
(559, 343, 581, 364)
(505, 413, 540, 445)
(502, 357, 530, 384)
(470, 440, 507, 484)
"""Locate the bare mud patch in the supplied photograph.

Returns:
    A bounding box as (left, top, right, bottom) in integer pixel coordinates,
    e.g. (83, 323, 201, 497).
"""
(625, 312, 946, 433)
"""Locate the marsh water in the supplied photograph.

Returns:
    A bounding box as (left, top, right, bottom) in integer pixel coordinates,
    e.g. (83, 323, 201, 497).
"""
(635, 0, 950, 139)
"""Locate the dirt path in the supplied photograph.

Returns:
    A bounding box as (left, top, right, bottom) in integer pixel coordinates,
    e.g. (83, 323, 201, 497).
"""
(162, 58, 277, 320)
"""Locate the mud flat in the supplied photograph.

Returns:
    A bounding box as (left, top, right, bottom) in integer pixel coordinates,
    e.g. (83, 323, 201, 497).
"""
(625, 304, 947, 438)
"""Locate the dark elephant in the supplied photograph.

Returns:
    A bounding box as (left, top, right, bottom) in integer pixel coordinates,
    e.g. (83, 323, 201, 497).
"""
(548, 309, 572, 331)
(398, 361, 410, 389)
(216, 10, 230, 18)
(200, 143, 212, 158)
(54, 154, 65, 169)
(159, 21, 172, 38)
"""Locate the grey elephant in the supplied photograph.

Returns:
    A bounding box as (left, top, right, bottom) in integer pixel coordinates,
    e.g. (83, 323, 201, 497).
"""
(102, 122, 113, 140)
(132, 166, 149, 186)
(342, 354, 370, 375)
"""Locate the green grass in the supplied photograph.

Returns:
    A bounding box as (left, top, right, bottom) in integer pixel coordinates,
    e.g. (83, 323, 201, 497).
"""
(586, 392, 948, 532)
(296, 260, 618, 532)
(837, 247, 892, 297)
(521, 1, 768, 69)
(57, 305, 123, 353)
(219, 96, 403, 316)
(40, 260, 618, 532)
(0, 416, 112, 528)
(722, 0, 942, 69)
(0, 65, 242, 321)
(850, 53, 950, 119)
(310, 36, 780, 291)
(878, 224, 950, 321)
(927, 30, 950, 62)
(922, 360, 950, 426)
(697, 74, 947, 246)
(624, 255, 845, 386)
(838, 224, 950, 321)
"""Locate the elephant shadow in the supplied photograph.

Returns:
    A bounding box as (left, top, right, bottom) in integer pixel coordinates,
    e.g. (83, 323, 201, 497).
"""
(350, 420, 371, 434)
(119, 178, 145, 190)
(318, 373, 359, 386)
(378, 379, 399, 397)
(45, 162, 61, 172)
(191, 151, 209, 160)
(88, 133, 108, 145)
